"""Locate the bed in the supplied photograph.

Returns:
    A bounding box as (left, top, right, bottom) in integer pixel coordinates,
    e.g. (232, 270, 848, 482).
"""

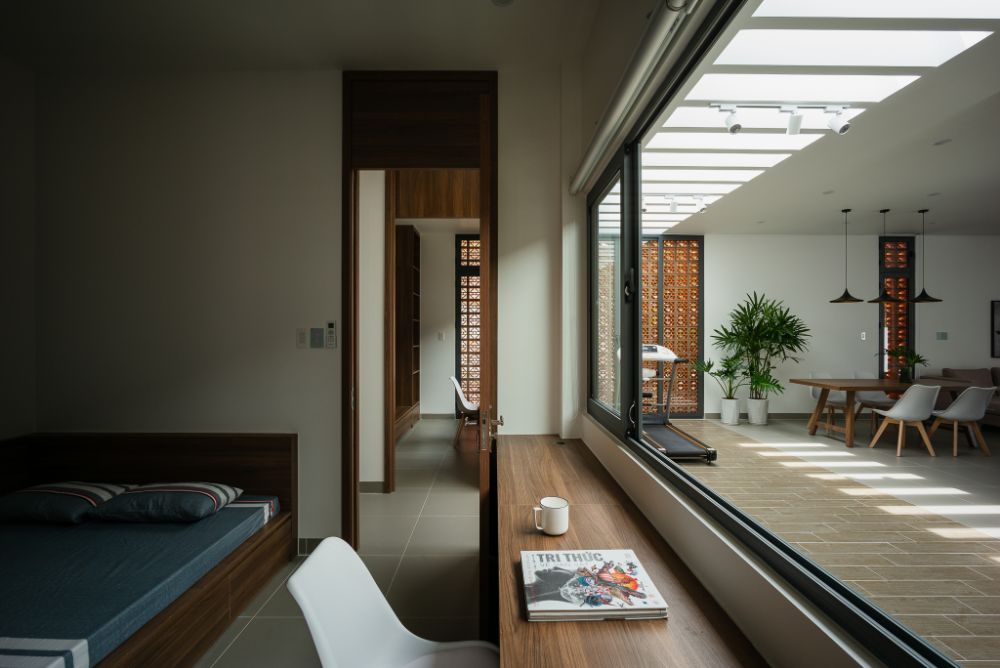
(0, 433, 298, 668)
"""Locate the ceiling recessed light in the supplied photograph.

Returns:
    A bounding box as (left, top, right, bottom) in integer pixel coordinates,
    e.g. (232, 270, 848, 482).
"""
(715, 30, 991, 67)
(754, 0, 1000, 19)
(647, 131, 821, 151)
(641, 151, 791, 168)
(686, 73, 919, 103)
(822, 189, 836, 195)
(933, 138, 953, 146)
(928, 192, 941, 197)
(755, 220, 766, 225)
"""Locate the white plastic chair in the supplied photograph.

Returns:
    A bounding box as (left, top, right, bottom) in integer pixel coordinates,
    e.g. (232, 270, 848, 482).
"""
(809, 372, 849, 436)
(853, 371, 895, 433)
(288, 537, 499, 668)
(928, 386, 995, 457)
(450, 376, 480, 449)
(868, 384, 941, 457)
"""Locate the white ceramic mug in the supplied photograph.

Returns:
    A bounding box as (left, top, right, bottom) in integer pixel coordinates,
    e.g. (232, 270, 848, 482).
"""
(532, 496, 569, 536)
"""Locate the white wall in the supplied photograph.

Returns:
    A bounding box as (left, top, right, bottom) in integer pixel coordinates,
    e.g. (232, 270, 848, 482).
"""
(913, 235, 1000, 373)
(0, 58, 36, 439)
(498, 66, 564, 435)
(358, 171, 385, 483)
(419, 231, 457, 415)
(703, 234, 1000, 415)
(35, 71, 343, 537)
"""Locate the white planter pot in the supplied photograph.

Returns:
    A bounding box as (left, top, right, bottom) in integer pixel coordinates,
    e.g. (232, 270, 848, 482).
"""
(747, 398, 769, 425)
(720, 398, 741, 426)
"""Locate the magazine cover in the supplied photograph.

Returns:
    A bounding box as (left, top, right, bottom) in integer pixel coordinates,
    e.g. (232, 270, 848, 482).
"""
(521, 549, 668, 620)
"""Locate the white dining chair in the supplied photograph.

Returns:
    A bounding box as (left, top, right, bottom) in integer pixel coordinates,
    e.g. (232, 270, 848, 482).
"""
(853, 371, 896, 433)
(809, 372, 849, 436)
(928, 386, 995, 457)
(450, 376, 480, 449)
(868, 384, 941, 456)
(288, 537, 499, 668)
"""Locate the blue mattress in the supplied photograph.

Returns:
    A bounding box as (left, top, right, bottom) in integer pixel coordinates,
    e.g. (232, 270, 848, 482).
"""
(0, 496, 279, 668)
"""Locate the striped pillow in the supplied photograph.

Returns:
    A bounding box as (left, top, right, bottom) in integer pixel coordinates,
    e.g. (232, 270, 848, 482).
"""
(94, 482, 243, 522)
(0, 482, 134, 524)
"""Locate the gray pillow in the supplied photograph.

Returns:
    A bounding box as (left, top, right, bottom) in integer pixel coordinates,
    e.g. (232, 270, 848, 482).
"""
(93, 482, 243, 522)
(0, 482, 134, 524)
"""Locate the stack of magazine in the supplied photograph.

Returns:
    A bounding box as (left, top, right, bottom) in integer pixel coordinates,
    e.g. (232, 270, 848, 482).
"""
(521, 549, 668, 621)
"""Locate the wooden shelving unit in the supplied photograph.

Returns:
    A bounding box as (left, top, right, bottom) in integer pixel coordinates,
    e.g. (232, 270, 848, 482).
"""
(394, 225, 421, 437)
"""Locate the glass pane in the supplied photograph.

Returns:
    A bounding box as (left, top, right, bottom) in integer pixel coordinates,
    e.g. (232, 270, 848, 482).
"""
(592, 179, 622, 415)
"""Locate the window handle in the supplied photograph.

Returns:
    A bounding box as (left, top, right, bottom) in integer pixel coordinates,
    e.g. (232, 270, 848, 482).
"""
(624, 268, 635, 303)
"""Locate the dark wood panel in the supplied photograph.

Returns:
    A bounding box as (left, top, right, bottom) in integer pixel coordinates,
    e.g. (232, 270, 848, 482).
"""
(0, 432, 298, 549)
(497, 435, 765, 668)
(384, 169, 398, 493)
(347, 74, 495, 169)
(396, 169, 480, 218)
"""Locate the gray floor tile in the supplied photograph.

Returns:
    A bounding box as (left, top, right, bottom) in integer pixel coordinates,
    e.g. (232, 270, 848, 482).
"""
(395, 468, 438, 489)
(360, 554, 403, 594)
(406, 516, 480, 555)
(192, 617, 252, 668)
(212, 617, 320, 668)
(356, 514, 419, 556)
(257, 582, 304, 618)
(399, 616, 481, 643)
(388, 554, 479, 617)
(360, 489, 429, 516)
(422, 488, 480, 516)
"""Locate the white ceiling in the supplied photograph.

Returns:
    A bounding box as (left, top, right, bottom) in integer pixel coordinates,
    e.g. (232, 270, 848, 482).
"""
(0, 0, 600, 73)
(644, 1, 1000, 236)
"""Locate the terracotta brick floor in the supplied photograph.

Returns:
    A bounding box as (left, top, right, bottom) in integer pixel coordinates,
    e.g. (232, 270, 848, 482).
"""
(673, 418, 1000, 665)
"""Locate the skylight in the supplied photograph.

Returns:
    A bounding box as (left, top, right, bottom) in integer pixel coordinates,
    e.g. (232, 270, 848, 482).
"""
(642, 168, 764, 182)
(686, 73, 919, 103)
(647, 131, 821, 151)
(642, 152, 792, 168)
(716, 30, 991, 67)
(663, 106, 863, 130)
(754, 0, 1000, 19)
(642, 182, 741, 195)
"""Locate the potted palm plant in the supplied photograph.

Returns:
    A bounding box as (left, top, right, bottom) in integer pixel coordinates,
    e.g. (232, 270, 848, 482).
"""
(712, 292, 810, 425)
(886, 345, 928, 384)
(695, 356, 746, 425)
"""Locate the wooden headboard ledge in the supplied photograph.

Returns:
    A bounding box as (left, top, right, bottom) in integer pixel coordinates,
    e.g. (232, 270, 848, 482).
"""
(0, 432, 298, 542)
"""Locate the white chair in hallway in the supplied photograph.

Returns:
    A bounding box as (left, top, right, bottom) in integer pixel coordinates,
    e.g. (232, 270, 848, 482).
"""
(853, 371, 896, 433)
(288, 537, 499, 668)
(868, 384, 941, 457)
(928, 386, 996, 457)
(450, 376, 480, 449)
(809, 372, 850, 436)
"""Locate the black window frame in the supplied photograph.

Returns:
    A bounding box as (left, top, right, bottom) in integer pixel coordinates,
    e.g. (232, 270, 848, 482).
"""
(584, 0, 957, 664)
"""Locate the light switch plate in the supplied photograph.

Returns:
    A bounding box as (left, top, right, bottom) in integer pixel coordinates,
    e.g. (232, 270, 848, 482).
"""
(296, 328, 307, 349)
(326, 322, 337, 349)
(936, 331, 948, 341)
(860, 331, 867, 341)
(310, 327, 325, 349)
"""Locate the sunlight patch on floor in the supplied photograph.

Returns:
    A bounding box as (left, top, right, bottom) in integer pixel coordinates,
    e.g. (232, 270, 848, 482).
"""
(878, 505, 1000, 515)
(841, 487, 968, 497)
(808, 473, 923, 481)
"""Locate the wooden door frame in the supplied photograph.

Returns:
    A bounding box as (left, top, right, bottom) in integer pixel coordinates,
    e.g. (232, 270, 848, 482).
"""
(383, 170, 397, 493)
(341, 71, 498, 551)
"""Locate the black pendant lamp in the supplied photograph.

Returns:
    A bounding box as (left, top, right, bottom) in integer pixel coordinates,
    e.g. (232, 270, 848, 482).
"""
(831, 208, 863, 303)
(912, 208, 943, 303)
(869, 208, 903, 304)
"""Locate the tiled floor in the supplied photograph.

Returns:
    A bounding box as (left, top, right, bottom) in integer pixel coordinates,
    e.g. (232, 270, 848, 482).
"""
(675, 417, 1000, 666)
(196, 417, 480, 667)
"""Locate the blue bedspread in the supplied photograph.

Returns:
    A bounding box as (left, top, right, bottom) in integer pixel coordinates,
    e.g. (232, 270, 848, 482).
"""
(0, 496, 278, 668)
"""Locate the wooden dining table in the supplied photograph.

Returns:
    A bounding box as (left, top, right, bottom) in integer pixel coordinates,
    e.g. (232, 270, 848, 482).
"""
(789, 378, 969, 448)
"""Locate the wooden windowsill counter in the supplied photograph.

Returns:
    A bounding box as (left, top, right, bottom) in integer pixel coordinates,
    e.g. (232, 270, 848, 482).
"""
(497, 435, 765, 667)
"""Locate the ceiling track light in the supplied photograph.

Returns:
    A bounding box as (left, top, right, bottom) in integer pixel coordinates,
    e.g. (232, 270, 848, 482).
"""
(869, 208, 903, 304)
(831, 208, 863, 303)
(825, 105, 852, 135)
(912, 208, 942, 303)
(781, 105, 803, 135)
(716, 104, 742, 134)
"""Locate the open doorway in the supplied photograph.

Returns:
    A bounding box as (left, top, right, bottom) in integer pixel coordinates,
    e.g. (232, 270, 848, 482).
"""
(341, 72, 499, 641)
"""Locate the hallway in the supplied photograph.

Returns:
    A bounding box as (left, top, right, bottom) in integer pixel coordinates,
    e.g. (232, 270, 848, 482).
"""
(359, 416, 481, 641)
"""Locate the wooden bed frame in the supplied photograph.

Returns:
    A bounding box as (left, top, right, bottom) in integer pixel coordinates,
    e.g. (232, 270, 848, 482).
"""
(0, 432, 298, 668)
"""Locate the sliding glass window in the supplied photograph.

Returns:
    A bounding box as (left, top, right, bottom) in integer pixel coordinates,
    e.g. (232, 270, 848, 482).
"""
(586, 0, 1000, 664)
